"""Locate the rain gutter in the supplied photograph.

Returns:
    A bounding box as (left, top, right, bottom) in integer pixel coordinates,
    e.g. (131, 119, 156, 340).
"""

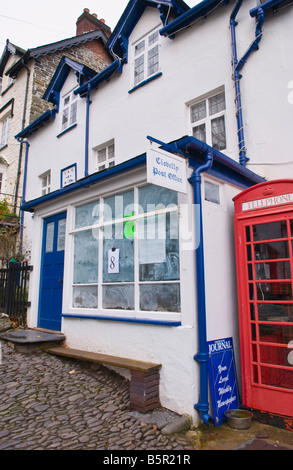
(189, 152, 214, 426)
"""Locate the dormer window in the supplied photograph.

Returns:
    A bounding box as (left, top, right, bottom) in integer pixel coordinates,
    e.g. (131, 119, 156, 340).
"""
(133, 29, 160, 86)
(61, 91, 78, 132)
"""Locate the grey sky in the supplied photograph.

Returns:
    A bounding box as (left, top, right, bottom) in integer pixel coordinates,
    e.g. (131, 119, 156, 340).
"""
(0, 0, 200, 51)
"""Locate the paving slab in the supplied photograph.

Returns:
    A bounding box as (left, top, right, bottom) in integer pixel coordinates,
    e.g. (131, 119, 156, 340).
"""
(0, 329, 65, 353)
(235, 438, 292, 450)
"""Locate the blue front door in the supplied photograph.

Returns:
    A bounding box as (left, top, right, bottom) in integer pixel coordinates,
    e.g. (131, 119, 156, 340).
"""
(38, 212, 67, 331)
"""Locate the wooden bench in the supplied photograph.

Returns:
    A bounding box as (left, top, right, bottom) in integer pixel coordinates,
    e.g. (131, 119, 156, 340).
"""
(47, 346, 161, 413)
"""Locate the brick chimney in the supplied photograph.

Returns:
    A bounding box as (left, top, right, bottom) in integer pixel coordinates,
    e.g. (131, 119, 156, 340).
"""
(76, 8, 111, 37)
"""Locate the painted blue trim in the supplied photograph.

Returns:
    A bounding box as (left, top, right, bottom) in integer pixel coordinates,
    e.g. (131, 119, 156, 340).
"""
(85, 84, 92, 177)
(44, 56, 97, 105)
(56, 123, 77, 139)
(21, 134, 264, 214)
(62, 313, 181, 327)
(189, 152, 213, 427)
(230, 0, 246, 165)
(38, 211, 67, 330)
(15, 110, 56, 139)
(21, 154, 147, 212)
(159, 0, 225, 37)
(250, 0, 292, 17)
(60, 163, 77, 188)
(148, 135, 265, 186)
(108, 1, 189, 58)
(74, 59, 122, 97)
(128, 72, 162, 94)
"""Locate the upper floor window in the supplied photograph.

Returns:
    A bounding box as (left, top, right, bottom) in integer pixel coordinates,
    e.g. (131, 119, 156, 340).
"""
(190, 90, 226, 151)
(0, 115, 10, 148)
(61, 91, 78, 132)
(95, 141, 115, 172)
(40, 171, 51, 196)
(133, 30, 160, 86)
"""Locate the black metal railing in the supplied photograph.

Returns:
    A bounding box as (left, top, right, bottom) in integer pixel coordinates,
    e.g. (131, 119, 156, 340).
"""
(0, 261, 33, 325)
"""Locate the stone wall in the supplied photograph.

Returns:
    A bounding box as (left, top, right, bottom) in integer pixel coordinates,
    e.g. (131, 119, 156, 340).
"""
(30, 40, 113, 123)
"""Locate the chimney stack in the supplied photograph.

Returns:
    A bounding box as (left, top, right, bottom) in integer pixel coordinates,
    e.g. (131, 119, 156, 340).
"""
(76, 8, 111, 37)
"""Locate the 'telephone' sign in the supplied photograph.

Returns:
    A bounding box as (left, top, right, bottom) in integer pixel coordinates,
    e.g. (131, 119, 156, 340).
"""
(147, 142, 187, 194)
(242, 193, 293, 212)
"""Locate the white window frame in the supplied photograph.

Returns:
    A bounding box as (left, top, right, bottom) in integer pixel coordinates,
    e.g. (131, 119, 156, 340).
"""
(189, 88, 227, 151)
(61, 90, 78, 132)
(67, 184, 182, 323)
(40, 171, 51, 196)
(133, 28, 160, 87)
(95, 141, 115, 172)
(0, 161, 8, 195)
(0, 114, 11, 148)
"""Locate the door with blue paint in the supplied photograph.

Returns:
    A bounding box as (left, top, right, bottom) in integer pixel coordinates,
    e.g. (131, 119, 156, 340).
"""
(38, 212, 67, 331)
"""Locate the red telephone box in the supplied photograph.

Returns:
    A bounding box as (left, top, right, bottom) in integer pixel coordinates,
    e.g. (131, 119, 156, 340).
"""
(234, 180, 293, 422)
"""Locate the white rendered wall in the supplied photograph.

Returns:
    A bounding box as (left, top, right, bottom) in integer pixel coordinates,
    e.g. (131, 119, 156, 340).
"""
(233, 0, 293, 180)
(23, 2, 293, 420)
(24, 3, 293, 204)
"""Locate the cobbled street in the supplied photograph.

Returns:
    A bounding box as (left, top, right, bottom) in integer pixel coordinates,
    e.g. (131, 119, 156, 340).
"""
(0, 341, 194, 451)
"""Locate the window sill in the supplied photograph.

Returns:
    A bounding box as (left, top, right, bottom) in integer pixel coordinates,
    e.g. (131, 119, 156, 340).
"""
(128, 72, 162, 94)
(57, 123, 77, 138)
(62, 312, 181, 326)
(0, 144, 8, 151)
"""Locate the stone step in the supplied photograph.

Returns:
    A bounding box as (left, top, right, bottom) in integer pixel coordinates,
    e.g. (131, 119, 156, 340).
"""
(0, 329, 65, 353)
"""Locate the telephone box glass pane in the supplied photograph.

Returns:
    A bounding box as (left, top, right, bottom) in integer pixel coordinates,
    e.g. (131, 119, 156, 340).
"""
(261, 366, 293, 390)
(255, 261, 291, 280)
(259, 324, 293, 345)
(253, 221, 287, 241)
(258, 303, 293, 322)
(256, 282, 292, 301)
(245, 226, 251, 242)
(260, 344, 290, 366)
(254, 241, 289, 260)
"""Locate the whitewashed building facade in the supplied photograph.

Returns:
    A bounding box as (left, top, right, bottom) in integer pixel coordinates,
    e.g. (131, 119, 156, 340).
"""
(17, 0, 292, 424)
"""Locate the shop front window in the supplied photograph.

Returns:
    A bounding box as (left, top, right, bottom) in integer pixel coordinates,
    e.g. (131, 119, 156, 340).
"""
(71, 184, 180, 316)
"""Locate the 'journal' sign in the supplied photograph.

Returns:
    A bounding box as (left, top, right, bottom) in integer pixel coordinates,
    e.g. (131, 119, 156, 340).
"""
(207, 337, 240, 426)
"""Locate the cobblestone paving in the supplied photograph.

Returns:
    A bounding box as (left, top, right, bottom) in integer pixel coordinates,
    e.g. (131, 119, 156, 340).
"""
(0, 342, 194, 450)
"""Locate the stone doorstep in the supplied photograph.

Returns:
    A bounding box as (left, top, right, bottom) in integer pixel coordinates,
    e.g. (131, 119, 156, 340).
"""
(0, 328, 65, 353)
